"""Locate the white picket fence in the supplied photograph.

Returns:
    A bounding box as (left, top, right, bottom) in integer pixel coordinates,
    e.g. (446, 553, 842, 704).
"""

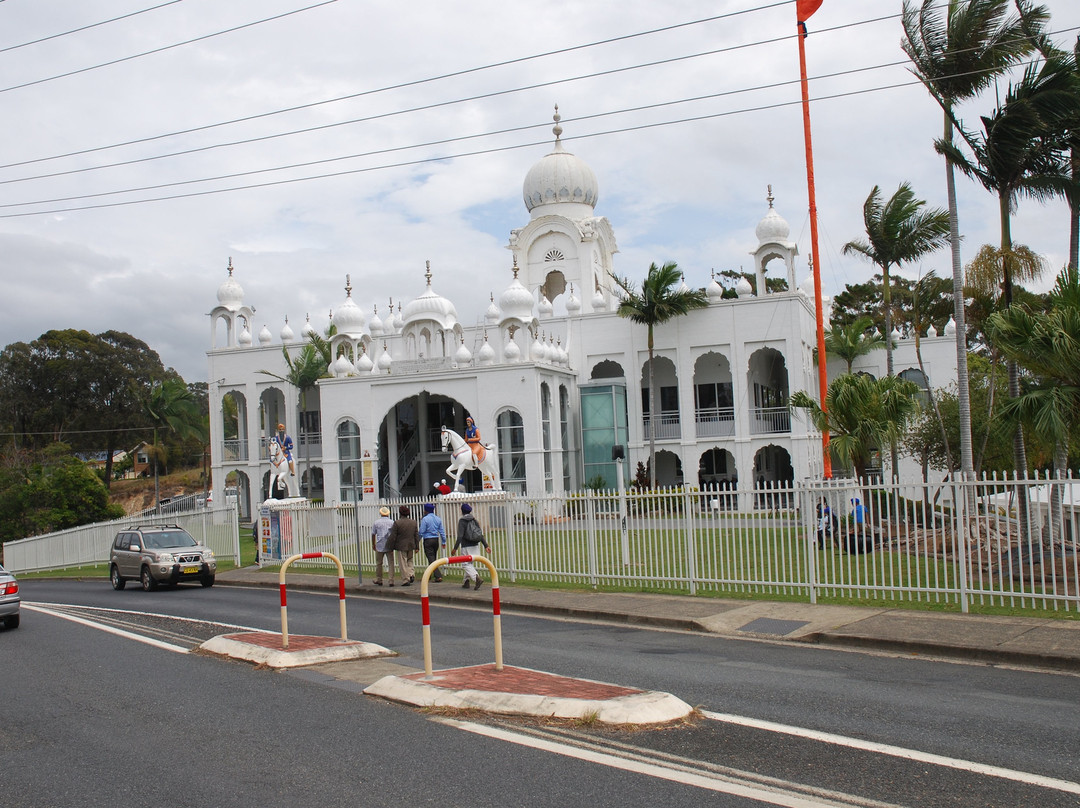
(4, 506, 241, 573)
(7, 477, 1080, 614)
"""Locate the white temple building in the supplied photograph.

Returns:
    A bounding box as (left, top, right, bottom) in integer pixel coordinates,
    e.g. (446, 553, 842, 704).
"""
(207, 113, 958, 520)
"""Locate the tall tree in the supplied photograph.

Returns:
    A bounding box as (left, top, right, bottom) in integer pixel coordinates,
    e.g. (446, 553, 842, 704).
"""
(902, 0, 1049, 482)
(987, 265, 1080, 545)
(611, 262, 708, 487)
(937, 52, 1079, 483)
(823, 316, 888, 374)
(791, 373, 922, 482)
(143, 378, 204, 507)
(841, 182, 951, 378)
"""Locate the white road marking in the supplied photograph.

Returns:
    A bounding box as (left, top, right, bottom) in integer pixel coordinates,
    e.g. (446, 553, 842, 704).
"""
(24, 603, 191, 653)
(435, 717, 901, 808)
(701, 710, 1080, 796)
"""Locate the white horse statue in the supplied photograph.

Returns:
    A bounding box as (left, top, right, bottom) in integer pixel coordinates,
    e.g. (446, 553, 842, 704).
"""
(268, 435, 299, 499)
(441, 426, 501, 492)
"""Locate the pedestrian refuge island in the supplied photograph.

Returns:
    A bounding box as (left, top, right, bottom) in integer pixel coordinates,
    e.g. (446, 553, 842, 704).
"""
(199, 551, 394, 668)
(363, 555, 694, 726)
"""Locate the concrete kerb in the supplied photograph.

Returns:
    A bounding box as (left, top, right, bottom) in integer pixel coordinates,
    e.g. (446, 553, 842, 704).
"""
(199, 632, 395, 669)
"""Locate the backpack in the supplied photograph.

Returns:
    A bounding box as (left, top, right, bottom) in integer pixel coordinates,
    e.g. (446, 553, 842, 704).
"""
(463, 517, 484, 544)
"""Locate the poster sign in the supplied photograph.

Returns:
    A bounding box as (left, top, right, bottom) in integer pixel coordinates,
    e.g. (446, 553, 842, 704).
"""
(362, 459, 375, 494)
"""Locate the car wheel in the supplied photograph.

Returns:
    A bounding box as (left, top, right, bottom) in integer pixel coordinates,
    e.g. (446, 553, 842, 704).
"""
(140, 566, 158, 591)
(200, 574, 215, 588)
(110, 565, 126, 590)
(4, 614, 19, 629)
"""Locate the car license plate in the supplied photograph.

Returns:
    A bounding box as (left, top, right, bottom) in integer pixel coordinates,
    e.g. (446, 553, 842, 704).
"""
(182, 565, 200, 574)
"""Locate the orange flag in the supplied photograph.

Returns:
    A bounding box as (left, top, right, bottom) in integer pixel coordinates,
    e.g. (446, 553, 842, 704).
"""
(797, 0, 823, 21)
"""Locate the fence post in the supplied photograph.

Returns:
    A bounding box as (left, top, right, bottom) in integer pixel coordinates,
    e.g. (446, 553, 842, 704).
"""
(953, 473, 969, 613)
(683, 487, 697, 595)
(585, 490, 598, 587)
(802, 482, 818, 604)
(504, 497, 518, 583)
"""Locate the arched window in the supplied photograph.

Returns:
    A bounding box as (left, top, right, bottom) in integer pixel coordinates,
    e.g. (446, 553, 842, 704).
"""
(541, 383, 553, 492)
(496, 409, 526, 494)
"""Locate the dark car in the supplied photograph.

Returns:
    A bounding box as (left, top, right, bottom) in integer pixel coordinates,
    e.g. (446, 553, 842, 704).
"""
(109, 525, 216, 591)
(0, 564, 20, 629)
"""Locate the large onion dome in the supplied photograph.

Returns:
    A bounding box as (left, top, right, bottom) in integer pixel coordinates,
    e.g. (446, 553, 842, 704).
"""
(522, 107, 598, 214)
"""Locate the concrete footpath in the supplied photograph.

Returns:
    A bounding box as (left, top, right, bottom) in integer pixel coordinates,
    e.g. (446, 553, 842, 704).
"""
(207, 566, 1080, 725)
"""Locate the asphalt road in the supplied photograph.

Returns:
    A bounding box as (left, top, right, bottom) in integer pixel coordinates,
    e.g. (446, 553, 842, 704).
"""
(5, 579, 1079, 807)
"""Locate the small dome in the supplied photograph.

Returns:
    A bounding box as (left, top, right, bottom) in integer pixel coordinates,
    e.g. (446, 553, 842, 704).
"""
(216, 258, 244, 311)
(592, 287, 607, 310)
(927, 323, 938, 338)
(944, 317, 956, 336)
(356, 347, 374, 372)
(332, 354, 354, 377)
(369, 306, 383, 338)
(890, 326, 902, 341)
(238, 323, 252, 346)
(522, 107, 598, 214)
(736, 276, 754, 298)
(455, 339, 473, 366)
(478, 335, 496, 365)
(538, 293, 553, 317)
(499, 261, 534, 322)
(333, 276, 366, 336)
(377, 344, 393, 372)
(280, 317, 294, 343)
(301, 314, 315, 337)
(707, 272, 724, 301)
(258, 325, 272, 345)
(755, 188, 790, 244)
(556, 338, 568, 366)
(566, 284, 581, 313)
(485, 294, 501, 324)
(504, 332, 521, 362)
(402, 262, 458, 328)
(530, 334, 545, 362)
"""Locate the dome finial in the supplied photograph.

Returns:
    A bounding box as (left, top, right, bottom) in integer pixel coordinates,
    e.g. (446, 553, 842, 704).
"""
(552, 104, 562, 141)
(425, 260, 432, 286)
(512, 256, 520, 279)
(227, 257, 234, 276)
(345, 275, 352, 297)
(766, 184, 774, 209)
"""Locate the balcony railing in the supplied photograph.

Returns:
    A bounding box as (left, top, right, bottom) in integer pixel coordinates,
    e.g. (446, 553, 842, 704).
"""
(642, 412, 681, 440)
(221, 439, 248, 462)
(695, 407, 735, 438)
(750, 407, 791, 435)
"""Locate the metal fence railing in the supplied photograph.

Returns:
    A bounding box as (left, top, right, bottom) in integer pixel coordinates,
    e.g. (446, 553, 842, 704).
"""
(7, 476, 1079, 614)
(3, 506, 241, 573)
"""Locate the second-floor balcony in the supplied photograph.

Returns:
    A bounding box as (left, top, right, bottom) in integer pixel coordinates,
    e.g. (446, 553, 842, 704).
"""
(642, 412, 681, 440)
(221, 439, 248, 462)
(695, 407, 735, 438)
(750, 406, 791, 435)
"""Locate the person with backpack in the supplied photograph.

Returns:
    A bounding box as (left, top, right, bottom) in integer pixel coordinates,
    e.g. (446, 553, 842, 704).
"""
(453, 502, 490, 590)
(419, 503, 447, 583)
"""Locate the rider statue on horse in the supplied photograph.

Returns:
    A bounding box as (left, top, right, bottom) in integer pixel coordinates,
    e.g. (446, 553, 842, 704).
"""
(441, 420, 501, 492)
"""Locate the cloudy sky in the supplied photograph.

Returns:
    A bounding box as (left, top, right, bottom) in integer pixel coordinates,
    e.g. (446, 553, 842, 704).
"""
(1, 0, 1077, 382)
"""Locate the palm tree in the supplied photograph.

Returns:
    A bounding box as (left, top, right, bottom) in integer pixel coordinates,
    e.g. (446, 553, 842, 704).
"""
(963, 243, 1048, 301)
(261, 341, 326, 496)
(986, 264, 1080, 547)
(842, 183, 951, 378)
(936, 53, 1078, 481)
(823, 315, 888, 374)
(902, 0, 1049, 482)
(611, 262, 708, 487)
(143, 378, 204, 508)
(791, 373, 922, 484)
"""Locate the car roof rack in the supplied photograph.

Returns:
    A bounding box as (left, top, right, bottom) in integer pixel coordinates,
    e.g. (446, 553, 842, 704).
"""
(128, 523, 184, 531)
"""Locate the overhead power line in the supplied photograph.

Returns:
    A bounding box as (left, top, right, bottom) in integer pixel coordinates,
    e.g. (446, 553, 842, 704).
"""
(0, 0, 339, 95)
(0, 1, 187, 54)
(0, 0, 802, 171)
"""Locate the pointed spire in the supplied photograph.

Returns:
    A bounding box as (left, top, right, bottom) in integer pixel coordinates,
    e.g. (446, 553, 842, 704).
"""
(227, 257, 234, 276)
(344, 275, 352, 297)
(552, 104, 562, 141)
(425, 260, 432, 286)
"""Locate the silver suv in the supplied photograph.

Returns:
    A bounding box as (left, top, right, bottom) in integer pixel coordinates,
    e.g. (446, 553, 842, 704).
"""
(110, 525, 216, 591)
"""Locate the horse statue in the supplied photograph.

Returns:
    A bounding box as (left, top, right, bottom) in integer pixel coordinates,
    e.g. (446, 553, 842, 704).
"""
(268, 435, 299, 499)
(441, 426, 501, 492)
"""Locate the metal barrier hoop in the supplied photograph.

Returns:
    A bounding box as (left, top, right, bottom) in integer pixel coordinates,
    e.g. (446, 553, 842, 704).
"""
(279, 551, 347, 648)
(419, 555, 502, 677)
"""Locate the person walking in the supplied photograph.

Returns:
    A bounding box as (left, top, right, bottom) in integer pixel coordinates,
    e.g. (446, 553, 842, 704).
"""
(371, 506, 395, 586)
(452, 502, 490, 590)
(387, 504, 419, 586)
(419, 503, 446, 582)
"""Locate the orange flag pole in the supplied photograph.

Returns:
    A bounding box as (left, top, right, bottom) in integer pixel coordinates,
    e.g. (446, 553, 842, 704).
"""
(797, 2, 831, 479)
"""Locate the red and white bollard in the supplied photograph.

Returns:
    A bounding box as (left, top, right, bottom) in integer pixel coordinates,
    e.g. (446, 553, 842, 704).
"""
(419, 555, 501, 677)
(279, 552, 347, 648)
